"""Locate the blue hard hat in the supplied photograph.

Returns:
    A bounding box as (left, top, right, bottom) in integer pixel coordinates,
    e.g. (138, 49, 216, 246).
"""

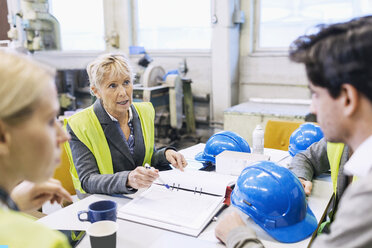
(288, 123, 324, 157)
(195, 131, 251, 164)
(231, 161, 317, 243)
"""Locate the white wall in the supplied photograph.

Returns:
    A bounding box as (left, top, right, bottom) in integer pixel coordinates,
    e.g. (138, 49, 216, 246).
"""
(211, 0, 242, 123)
(238, 0, 311, 102)
(239, 56, 310, 101)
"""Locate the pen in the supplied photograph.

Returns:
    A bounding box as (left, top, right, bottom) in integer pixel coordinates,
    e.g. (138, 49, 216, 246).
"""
(144, 163, 171, 190)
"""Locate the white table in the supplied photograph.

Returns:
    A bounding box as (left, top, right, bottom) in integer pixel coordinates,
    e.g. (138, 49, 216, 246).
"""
(38, 146, 332, 248)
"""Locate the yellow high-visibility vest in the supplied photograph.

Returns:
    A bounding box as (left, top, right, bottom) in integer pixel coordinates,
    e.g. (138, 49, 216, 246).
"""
(317, 142, 357, 235)
(327, 142, 357, 196)
(64, 102, 155, 193)
(327, 142, 345, 196)
(0, 208, 70, 248)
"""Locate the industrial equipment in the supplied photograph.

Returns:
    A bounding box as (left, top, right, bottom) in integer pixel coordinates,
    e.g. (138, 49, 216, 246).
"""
(133, 64, 186, 145)
(7, 0, 61, 51)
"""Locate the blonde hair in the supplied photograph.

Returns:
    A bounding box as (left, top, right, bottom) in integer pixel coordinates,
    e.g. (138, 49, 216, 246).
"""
(86, 53, 133, 95)
(0, 50, 55, 123)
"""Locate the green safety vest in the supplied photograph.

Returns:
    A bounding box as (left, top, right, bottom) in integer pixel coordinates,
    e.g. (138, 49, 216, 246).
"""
(0, 208, 70, 248)
(327, 142, 357, 196)
(317, 142, 357, 234)
(64, 102, 155, 194)
(315, 142, 344, 235)
(327, 142, 345, 196)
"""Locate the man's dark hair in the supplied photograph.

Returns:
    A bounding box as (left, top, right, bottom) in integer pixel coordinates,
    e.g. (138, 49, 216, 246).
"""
(289, 15, 372, 102)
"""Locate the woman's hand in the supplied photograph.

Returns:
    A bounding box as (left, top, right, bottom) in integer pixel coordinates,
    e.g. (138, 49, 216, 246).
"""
(165, 149, 187, 171)
(11, 179, 73, 211)
(215, 211, 247, 244)
(127, 166, 159, 189)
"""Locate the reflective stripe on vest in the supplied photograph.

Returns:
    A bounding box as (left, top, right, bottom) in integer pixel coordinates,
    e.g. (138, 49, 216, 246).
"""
(64, 102, 155, 193)
(133, 103, 154, 167)
(327, 142, 345, 196)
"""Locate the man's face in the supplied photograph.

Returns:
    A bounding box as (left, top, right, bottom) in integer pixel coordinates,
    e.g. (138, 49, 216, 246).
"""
(309, 82, 346, 143)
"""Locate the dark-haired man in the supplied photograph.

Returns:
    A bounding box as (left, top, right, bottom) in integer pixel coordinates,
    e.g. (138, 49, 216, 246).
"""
(215, 15, 372, 248)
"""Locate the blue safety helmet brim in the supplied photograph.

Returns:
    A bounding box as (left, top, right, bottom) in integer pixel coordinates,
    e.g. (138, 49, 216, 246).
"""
(195, 151, 205, 161)
(265, 206, 317, 243)
(288, 144, 300, 157)
(195, 151, 216, 164)
(231, 190, 317, 243)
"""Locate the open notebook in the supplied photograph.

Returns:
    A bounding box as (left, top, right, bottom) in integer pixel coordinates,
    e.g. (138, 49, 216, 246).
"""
(118, 170, 236, 237)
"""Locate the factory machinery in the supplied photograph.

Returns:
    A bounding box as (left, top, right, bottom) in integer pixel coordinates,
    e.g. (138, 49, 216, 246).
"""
(6, 0, 60, 52)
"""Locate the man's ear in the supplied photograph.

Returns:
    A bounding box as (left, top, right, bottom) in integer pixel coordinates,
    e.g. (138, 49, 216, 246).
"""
(91, 85, 101, 99)
(0, 121, 10, 156)
(341, 84, 359, 117)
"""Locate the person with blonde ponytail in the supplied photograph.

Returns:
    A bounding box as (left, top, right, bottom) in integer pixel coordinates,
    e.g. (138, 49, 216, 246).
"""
(0, 50, 71, 248)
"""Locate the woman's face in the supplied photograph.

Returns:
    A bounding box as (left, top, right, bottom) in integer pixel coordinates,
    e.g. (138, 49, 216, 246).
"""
(7, 81, 69, 183)
(93, 72, 133, 118)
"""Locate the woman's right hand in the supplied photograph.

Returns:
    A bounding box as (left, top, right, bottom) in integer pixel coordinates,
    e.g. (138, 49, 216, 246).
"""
(127, 166, 159, 189)
(11, 179, 72, 211)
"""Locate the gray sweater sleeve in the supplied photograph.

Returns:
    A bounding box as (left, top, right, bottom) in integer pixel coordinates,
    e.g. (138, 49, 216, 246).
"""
(67, 124, 136, 195)
(226, 226, 265, 248)
(311, 174, 372, 247)
(288, 138, 330, 181)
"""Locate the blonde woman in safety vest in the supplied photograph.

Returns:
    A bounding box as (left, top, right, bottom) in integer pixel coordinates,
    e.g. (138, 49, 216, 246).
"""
(65, 54, 187, 198)
(0, 51, 71, 247)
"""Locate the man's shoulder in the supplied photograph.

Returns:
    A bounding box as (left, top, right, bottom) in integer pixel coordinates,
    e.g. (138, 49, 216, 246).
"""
(347, 172, 372, 192)
(338, 172, 372, 210)
(315, 172, 372, 247)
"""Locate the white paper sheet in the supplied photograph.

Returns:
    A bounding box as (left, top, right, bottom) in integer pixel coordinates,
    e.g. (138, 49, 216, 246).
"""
(155, 169, 237, 196)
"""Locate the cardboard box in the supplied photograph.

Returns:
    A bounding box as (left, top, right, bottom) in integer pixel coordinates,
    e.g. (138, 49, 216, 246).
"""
(216, 151, 270, 176)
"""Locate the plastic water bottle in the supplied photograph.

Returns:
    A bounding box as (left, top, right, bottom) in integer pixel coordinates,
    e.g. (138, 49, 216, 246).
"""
(252, 124, 264, 154)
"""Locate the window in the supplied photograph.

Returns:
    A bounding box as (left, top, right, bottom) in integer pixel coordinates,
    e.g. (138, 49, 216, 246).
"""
(49, 0, 105, 51)
(136, 0, 211, 50)
(257, 0, 372, 50)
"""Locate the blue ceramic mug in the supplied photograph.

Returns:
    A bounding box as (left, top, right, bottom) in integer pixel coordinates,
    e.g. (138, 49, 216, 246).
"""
(78, 200, 117, 223)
